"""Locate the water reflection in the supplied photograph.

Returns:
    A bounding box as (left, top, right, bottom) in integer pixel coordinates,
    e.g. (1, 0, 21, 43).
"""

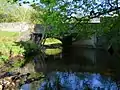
(21, 72, 119, 90)
(21, 45, 120, 90)
(21, 84, 30, 90)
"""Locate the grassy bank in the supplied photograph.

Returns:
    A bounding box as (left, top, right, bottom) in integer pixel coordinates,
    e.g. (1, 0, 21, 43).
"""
(0, 31, 24, 66)
(0, 31, 19, 37)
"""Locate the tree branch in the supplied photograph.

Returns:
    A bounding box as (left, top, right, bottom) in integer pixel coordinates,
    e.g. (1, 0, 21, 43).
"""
(70, 7, 120, 31)
(108, 0, 113, 8)
(91, 7, 120, 18)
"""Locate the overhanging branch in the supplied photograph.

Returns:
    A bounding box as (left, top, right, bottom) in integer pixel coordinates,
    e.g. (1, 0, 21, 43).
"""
(91, 7, 120, 18)
(70, 7, 120, 31)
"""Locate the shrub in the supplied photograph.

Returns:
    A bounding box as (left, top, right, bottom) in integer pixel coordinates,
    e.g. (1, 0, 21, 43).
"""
(0, 2, 34, 22)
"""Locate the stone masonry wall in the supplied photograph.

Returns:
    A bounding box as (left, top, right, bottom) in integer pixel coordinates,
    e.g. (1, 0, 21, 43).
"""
(0, 22, 35, 32)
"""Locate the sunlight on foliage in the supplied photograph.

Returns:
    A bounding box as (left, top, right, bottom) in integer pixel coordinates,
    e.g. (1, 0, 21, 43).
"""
(45, 48, 62, 55)
(0, 2, 35, 22)
(42, 38, 62, 45)
(0, 31, 24, 65)
(0, 31, 19, 37)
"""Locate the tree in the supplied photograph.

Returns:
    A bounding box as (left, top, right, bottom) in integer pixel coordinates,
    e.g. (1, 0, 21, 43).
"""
(8, 0, 120, 44)
(0, 0, 35, 22)
(38, 0, 120, 49)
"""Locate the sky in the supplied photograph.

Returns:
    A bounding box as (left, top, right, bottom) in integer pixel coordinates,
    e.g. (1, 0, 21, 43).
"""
(19, 0, 40, 8)
(19, 0, 120, 18)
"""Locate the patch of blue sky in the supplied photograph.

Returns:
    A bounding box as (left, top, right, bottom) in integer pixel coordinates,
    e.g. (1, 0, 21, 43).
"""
(19, 0, 120, 17)
(19, 0, 47, 8)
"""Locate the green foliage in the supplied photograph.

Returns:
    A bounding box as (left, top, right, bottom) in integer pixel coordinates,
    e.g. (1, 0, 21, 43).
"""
(21, 40, 38, 52)
(30, 9, 43, 24)
(0, 55, 9, 62)
(30, 0, 120, 40)
(12, 59, 24, 67)
(17, 40, 40, 57)
(0, 1, 44, 24)
(45, 48, 62, 55)
(42, 38, 62, 45)
(0, 31, 24, 65)
(0, 0, 18, 3)
(0, 2, 34, 22)
(41, 0, 57, 5)
(0, 41, 25, 61)
(30, 0, 98, 38)
(0, 31, 19, 37)
(0, 31, 41, 68)
(5, 0, 120, 46)
(99, 16, 120, 49)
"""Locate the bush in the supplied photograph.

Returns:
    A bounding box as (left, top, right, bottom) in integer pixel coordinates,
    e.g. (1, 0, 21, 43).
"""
(0, 2, 34, 22)
(0, 31, 42, 68)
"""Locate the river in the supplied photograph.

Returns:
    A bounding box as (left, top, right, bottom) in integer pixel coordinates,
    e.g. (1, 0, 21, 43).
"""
(19, 45, 120, 90)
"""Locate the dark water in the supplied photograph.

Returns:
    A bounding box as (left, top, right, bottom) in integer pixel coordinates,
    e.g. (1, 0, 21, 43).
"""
(20, 46, 120, 90)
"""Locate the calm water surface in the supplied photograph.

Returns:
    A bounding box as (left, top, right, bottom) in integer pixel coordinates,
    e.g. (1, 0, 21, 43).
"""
(20, 46, 120, 90)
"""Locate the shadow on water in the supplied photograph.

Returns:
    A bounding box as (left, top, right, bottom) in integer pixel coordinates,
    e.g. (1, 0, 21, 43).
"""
(20, 43, 120, 90)
(3, 33, 120, 89)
